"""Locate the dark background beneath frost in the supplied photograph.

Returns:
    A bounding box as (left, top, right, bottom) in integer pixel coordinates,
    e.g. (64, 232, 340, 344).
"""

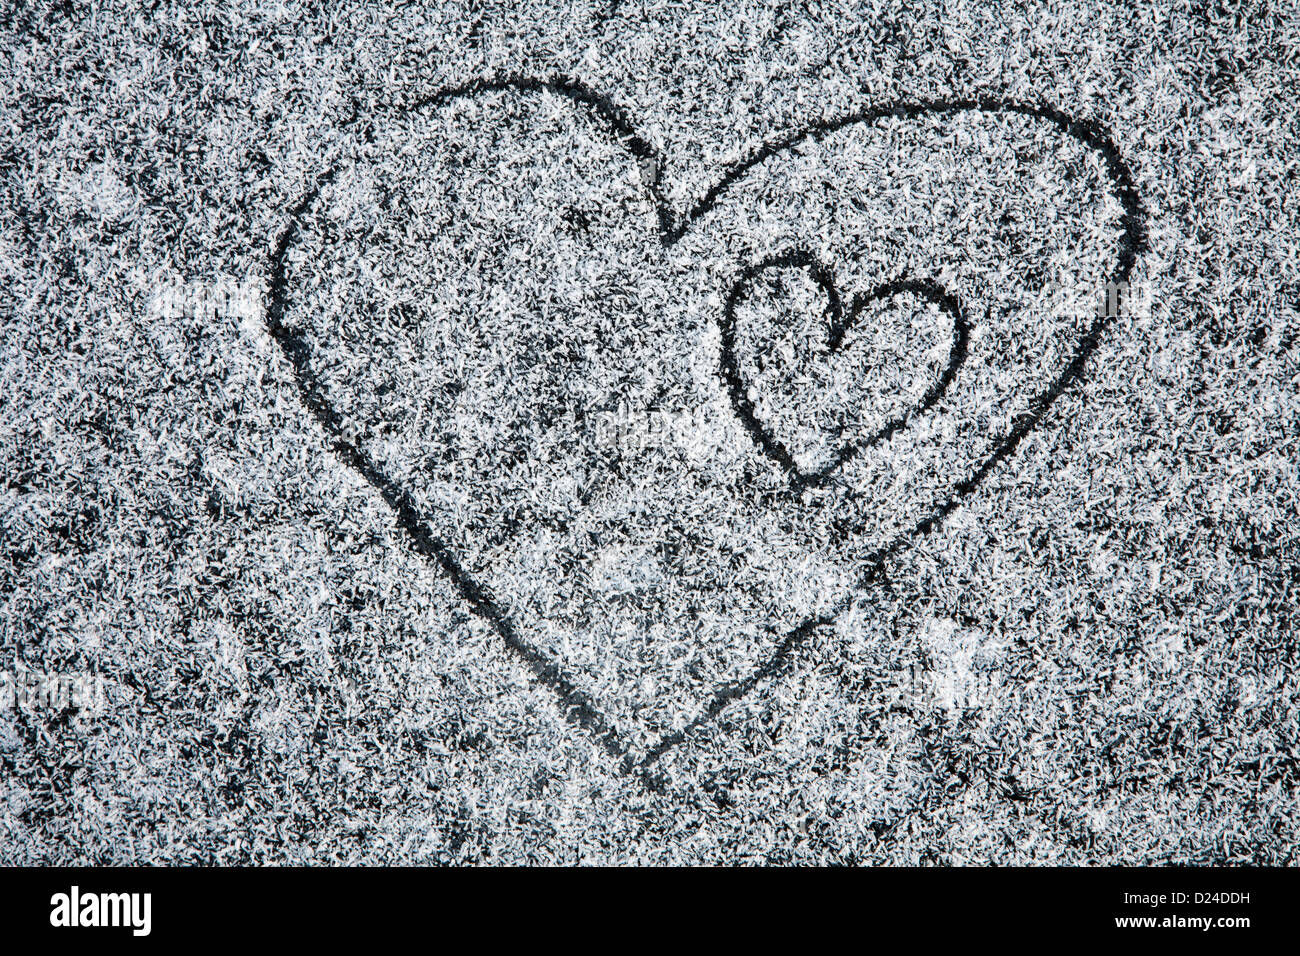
(0, 0, 1295, 863)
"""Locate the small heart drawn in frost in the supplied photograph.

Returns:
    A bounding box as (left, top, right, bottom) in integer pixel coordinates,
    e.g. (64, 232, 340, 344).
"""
(720, 248, 971, 489)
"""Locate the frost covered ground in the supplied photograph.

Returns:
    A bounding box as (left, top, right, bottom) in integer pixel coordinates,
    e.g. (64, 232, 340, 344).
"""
(1, 0, 1297, 863)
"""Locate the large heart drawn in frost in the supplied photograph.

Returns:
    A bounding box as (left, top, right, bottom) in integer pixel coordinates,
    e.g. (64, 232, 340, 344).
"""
(267, 77, 1144, 777)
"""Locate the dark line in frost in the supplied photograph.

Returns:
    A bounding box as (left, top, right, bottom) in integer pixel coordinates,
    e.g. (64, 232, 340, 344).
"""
(267, 75, 1147, 778)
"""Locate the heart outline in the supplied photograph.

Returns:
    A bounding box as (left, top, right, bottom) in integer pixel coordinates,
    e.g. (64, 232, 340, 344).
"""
(720, 248, 971, 489)
(266, 75, 1146, 784)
